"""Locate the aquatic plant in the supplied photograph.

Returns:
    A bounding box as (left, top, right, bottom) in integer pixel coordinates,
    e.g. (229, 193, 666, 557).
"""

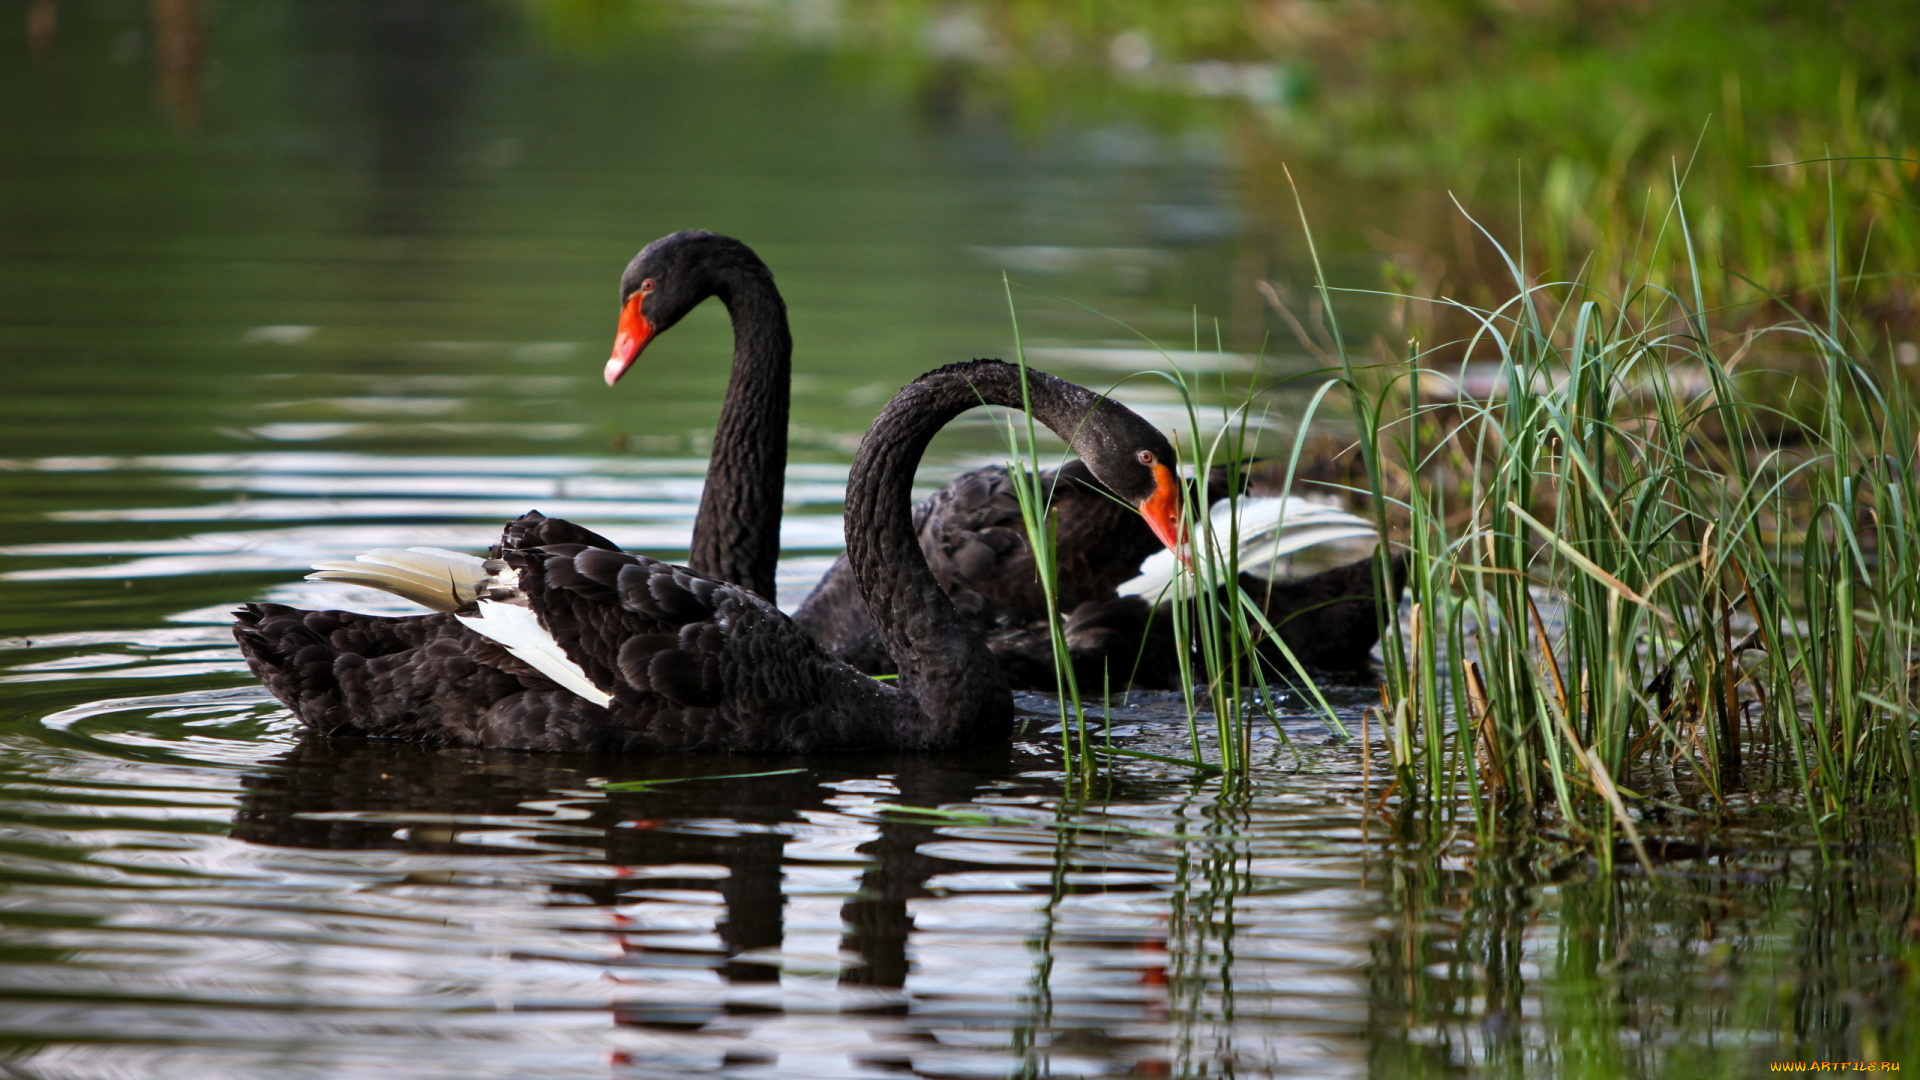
(998, 169, 1920, 873)
(997, 285, 1366, 780)
(1318, 183, 1920, 856)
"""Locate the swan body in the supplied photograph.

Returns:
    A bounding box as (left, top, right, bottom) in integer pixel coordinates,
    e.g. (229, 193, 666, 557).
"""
(235, 361, 1182, 752)
(233, 542, 883, 752)
(792, 458, 1163, 675)
(795, 456, 1397, 687)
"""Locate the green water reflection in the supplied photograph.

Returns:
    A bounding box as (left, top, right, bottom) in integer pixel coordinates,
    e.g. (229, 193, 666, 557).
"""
(2, 0, 1314, 460)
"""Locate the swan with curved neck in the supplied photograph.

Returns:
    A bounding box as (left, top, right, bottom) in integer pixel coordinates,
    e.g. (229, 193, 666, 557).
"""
(289, 229, 1391, 706)
(233, 360, 1180, 752)
(830, 359, 1178, 742)
(299, 231, 795, 617)
(609, 230, 792, 602)
(599, 238, 1385, 688)
(592, 233, 1387, 688)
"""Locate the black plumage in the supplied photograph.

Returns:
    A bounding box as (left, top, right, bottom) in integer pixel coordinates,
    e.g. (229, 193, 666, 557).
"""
(794, 459, 1160, 677)
(795, 457, 1405, 689)
(235, 361, 1183, 753)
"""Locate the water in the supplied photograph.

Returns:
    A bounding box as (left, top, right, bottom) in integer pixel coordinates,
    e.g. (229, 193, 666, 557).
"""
(1, 4, 1911, 1078)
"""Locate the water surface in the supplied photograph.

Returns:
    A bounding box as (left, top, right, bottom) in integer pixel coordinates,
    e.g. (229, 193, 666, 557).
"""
(0, 4, 1909, 1077)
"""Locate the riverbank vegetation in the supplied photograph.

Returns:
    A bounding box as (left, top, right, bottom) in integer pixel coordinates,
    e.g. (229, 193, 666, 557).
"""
(1042, 188, 1920, 868)
(1340, 204, 1920, 855)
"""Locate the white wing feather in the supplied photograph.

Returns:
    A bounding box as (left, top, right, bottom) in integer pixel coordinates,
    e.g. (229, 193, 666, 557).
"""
(307, 546, 613, 706)
(1118, 495, 1378, 598)
(455, 600, 613, 707)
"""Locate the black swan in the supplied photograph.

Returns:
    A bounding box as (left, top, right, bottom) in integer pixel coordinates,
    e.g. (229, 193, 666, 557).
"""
(318, 230, 794, 601)
(258, 228, 1388, 705)
(604, 230, 790, 601)
(594, 231, 1394, 684)
(622, 230, 1399, 686)
(793, 459, 1401, 688)
(232, 360, 1183, 752)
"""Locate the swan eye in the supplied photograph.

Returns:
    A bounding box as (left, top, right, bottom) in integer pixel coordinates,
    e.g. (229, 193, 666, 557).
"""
(640, 279, 656, 295)
(1137, 450, 1155, 465)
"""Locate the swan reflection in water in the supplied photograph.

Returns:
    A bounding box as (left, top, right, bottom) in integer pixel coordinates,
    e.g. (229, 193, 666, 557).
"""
(226, 733, 1186, 1073)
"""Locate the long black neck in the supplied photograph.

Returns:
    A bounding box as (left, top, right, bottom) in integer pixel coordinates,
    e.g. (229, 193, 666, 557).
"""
(843, 360, 1111, 741)
(687, 267, 791, 602)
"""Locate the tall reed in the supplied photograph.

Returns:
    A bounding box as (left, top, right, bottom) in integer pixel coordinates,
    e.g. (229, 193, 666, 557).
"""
(1320, 188, 1920, 848)
(1002, 186, 1918, 845)
(999, 288, 1358, 778)
(994, 278, 1097, 787)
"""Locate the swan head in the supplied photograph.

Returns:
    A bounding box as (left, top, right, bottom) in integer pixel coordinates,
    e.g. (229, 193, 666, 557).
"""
(606, 230, 772, 386)
(1070, 399, 1185, 558)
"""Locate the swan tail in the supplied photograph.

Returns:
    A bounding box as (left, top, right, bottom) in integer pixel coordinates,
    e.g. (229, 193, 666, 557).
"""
(307, 547, 492, 614)
(305, 547, 610, 706)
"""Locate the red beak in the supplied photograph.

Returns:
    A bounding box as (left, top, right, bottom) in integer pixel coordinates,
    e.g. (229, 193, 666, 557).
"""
(1140, 462, 1188, 565)
(605, 292, 654, 386)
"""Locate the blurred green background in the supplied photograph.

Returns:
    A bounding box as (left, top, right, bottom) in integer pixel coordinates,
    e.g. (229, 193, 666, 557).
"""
(8, 0, 1911, 466)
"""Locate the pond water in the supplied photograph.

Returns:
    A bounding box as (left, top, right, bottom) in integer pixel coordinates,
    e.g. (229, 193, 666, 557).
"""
(0, 4, 1910, 1078)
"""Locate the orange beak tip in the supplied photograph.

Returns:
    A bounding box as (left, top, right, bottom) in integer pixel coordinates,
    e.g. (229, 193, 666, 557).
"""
(606, 294, 652, 388)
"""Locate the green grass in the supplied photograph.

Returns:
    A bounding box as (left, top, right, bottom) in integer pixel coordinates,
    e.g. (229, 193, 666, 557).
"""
(1330, 187, 1920, 853)
(1139, 358, 1358, 771)
(997, 177, 1920, 870)
(1278, 0, 1919, 340)
(977, 177, 1920, 1074)
(997, 280, 1363, 778)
